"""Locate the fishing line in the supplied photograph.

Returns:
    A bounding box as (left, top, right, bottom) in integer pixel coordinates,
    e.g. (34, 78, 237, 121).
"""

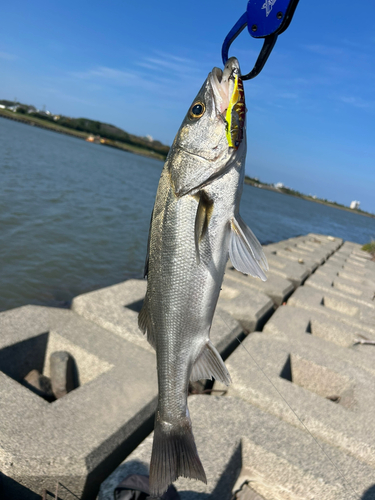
(216, 310, 360, 500)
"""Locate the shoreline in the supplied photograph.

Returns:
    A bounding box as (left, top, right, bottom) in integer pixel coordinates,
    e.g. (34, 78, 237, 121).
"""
(2, 109, 373, 217)
(245, 178, 375, 219)
(0, 110, 167, 162)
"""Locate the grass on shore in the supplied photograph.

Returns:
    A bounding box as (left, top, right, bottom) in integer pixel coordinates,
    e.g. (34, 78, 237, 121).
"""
(362, 240, 375, 257)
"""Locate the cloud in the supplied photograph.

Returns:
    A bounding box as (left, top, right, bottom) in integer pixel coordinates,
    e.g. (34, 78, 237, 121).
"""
(303, 44, 344, 57)
(0, 51, 17, 60)
(72, 66, 138, 83)
(68, 49, 207, 101)
(339, 95, 374, 109)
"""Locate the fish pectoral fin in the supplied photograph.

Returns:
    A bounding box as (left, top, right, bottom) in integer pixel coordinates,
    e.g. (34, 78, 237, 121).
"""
(138, 295, 155, 349)
(190, 340, 231, 385)
(143, 209, 153, 278)
(194, 192, 213, 265)
(229, 215, 268, 281)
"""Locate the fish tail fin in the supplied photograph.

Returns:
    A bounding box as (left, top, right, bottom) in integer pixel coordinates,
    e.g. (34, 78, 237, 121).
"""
(149, 412, 207, 497)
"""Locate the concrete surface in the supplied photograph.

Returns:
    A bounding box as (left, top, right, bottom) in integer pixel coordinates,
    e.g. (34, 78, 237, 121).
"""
(72, 279, 245, 353)
(0, 305, 158, 500)
(263, 305, 375, 373)
(217, 279, 274, 333)
(288, 286, 375, 333)
(214, 330, 375, 469)
(3, 233, 374, 500)
(224, 262, 294, 306)
(98, 396, 375, 500)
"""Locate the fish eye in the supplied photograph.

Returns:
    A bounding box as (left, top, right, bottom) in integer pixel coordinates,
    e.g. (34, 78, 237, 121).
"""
(189, 102, 205, 119)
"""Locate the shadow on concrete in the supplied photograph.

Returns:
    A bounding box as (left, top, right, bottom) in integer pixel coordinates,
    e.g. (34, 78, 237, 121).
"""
(362, 485, 375, 499)
(0, 472, 41, 500)
(83, 410, 155, 499)
(125, 299, 144, 313)
(210, 442, 241, 500)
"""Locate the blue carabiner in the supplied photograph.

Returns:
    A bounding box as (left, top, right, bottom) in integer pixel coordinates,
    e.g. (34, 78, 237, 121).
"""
(222, 0, 300, 80)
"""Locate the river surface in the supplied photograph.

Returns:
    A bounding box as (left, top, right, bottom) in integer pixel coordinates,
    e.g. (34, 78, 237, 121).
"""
(1, 117, 375, 312)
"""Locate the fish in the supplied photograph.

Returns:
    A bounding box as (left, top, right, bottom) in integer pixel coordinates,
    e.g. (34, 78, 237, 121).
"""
(138, 57, 268, 497)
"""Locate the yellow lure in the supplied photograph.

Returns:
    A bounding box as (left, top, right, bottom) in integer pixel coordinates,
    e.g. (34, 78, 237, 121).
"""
(225, 72, 245, 150)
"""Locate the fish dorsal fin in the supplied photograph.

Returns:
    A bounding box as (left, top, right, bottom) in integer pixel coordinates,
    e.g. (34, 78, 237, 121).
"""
(138, 295, 155, 349)
(194, 192, 213, 265)
(190, 340, 231, 385)
(229, 215, 268, 281)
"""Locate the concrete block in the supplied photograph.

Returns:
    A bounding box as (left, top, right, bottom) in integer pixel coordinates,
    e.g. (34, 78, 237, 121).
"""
(352, 248, 373, 260)
(72, 279, 151, 352)
(326, 254, 348, 266)
(263, 305, 375, 373)
(217, 278, 274, 333)
(313, 262, 344, 278)
(300, 273, 375, 315)
(0, 305, 158, 499)
(288, 286, 375, 333)
(305, 271, 375, 303)
(98, 396, 375, 500)
(273, 233, 343, 260)
(343, 262, 375, 279)
(273, 233, 341, 253)
(266, 247, 323, 270)
(72, 280, 244, 357)
(333, 276, 375, 300)
(341, 241, 362, 251)
(210, 309, 244, 359)
(225, 262, 294, 306)
(305, 233, 343, 251)
(214, 331, 375, 469)
(262, 250, 311, 287)
(338, 269, 374, 287)
(346, 257, 367, 268)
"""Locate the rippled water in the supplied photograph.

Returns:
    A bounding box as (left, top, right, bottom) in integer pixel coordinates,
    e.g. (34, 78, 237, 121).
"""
(1, 117, 375, 312)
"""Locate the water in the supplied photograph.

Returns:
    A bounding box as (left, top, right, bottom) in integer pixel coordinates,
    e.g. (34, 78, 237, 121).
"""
(1, 117, 375, 312)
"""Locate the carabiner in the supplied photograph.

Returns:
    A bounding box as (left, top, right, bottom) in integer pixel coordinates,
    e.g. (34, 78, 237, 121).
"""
(222, 0, 300, 80)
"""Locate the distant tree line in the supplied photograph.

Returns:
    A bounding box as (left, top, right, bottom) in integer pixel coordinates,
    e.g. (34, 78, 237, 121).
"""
(32, 113, 170, 157)
(0, 99, 170, 158)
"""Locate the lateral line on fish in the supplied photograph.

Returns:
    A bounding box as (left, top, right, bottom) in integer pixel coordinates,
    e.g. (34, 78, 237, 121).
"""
(215, 311, 361, 500)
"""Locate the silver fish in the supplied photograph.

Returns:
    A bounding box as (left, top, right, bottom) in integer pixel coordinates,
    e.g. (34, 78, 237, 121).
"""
(139, 57, 268, 497)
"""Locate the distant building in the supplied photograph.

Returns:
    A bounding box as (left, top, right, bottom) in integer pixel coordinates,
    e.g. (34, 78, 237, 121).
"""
(350, 200, 360, 209)
(86, 135, 102, 144)
(274, 182, 284, 189)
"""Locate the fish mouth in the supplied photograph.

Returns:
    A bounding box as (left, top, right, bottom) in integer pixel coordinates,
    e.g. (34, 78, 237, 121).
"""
(209, 58, 240, 114)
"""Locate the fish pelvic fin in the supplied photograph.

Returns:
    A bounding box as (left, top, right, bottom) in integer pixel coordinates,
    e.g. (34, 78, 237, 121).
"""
(149, 411, 207, 498)
(190, 340, 231, 385)
(229, 214, 268, 281)
(138, 294, 155, 349)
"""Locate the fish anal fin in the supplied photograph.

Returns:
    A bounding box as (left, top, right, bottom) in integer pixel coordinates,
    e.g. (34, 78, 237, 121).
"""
(229, 215, 268, 281)
(138, 295, 155, 349)
(190, 340, 231, 385)
(194, 192, 214, 265)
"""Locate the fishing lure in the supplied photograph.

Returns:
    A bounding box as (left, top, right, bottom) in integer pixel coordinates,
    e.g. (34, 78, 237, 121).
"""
(225, 71, 245, 149)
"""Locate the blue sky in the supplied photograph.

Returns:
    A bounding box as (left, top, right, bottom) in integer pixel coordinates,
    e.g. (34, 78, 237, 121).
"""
(1, 1, 375, 212)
